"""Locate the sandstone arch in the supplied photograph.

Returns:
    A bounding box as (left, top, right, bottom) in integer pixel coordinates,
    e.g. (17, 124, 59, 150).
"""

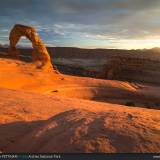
(8, 24, 56, 72)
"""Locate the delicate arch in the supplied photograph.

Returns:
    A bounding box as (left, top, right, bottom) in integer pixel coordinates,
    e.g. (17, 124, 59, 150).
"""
(8, 24, 54, 71)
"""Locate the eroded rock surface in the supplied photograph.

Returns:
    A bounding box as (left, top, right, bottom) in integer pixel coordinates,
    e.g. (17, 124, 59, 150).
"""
(0, 88, 159, 153)
(8, 24, 55, 71)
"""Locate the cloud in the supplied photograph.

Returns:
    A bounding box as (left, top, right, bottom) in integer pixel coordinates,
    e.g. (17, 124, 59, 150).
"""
(0, 0, 160, 48)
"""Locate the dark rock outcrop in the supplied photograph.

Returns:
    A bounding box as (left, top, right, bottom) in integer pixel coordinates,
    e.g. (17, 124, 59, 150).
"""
(100, 56, 160, 84)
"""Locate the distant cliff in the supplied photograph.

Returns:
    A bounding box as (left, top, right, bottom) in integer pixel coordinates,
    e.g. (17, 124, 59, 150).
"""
(100, 56, 160, 84)
(1, 46, 160, 84)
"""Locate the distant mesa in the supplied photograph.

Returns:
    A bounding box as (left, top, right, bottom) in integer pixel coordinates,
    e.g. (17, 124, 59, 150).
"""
(8, 24, 58, 72)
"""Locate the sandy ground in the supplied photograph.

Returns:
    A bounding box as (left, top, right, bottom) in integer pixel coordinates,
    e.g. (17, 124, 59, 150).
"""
(0, 57, 159, 153)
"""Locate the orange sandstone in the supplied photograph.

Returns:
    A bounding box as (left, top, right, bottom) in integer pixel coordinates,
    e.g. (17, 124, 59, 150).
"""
(8, 24, 56, 72)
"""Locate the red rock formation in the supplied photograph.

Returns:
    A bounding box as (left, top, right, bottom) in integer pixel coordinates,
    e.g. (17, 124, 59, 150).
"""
(8, 24, 56, 72)
(101, 56, 160, 84)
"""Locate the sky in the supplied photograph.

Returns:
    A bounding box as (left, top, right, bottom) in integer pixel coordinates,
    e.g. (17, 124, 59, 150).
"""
(0, 0, 160, 49)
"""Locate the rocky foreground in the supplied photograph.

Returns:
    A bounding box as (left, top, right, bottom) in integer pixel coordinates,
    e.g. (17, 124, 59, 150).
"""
(0, 58, 159, 153)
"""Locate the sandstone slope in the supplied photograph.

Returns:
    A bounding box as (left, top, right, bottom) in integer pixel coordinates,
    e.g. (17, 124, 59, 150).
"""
(0, 57, 159, 153)
(0, 88, 159, 153)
